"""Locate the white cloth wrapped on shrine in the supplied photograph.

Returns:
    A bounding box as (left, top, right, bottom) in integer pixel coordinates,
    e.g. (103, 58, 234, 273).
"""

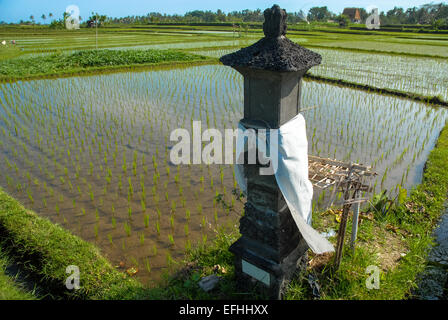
(234, 113, 334, 254)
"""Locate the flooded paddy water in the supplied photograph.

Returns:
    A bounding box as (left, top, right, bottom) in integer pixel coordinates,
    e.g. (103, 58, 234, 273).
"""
(0, 64, 446, 285)
(192, 48, 448, 101)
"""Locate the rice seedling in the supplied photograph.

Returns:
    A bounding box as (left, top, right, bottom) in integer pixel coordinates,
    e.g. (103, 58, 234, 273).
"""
(214, 209, 218, 224)
(166, 252, 174, 268)
(155, 220, 160, 236)
(124, 222, 131, 237)
(128, 177, 134, 199)
(185, 239, 192, 251)
(170, 214, 175, 230)
(139, 213, 149, 229)
(168, 234, 175, 246)
(153, 244, 158, 256)
(128, 206, 133, 219)
(27, 190, 34, 205)
(132, 160, 137, 177)
(144, 258, 151, 273)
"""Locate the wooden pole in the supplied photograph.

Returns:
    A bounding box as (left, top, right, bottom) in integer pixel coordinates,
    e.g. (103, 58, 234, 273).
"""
(350, 191, 360, 250)
(334, 167, 354, 270)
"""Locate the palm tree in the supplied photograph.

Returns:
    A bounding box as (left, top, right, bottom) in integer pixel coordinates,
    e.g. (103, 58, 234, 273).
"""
(30, 15, 35, 24)
(41, 14, 46, 23)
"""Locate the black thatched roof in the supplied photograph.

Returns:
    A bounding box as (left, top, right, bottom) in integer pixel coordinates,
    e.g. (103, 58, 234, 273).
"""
(219, 5, 321, 72)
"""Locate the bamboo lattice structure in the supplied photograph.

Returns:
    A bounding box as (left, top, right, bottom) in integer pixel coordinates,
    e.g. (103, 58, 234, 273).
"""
(307, 155, 377, 269)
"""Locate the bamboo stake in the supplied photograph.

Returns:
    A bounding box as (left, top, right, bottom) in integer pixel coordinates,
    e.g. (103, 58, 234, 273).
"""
(334, 166, 354, 270)
(350, 192, 361, 250)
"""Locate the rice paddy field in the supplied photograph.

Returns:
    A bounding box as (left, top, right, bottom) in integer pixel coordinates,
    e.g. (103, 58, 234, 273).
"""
(0, 24, 448, 288)
(191, 47, 448, 101)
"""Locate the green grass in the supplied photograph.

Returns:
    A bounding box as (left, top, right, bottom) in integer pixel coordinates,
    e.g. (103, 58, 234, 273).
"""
(0, 250, 36, 300)
(0, 49, 210, 81)
(0, 46, 24, 61)
(143, 228, 244, 299)
(284, 120, 448, 300)
(0, 187, 148, 299)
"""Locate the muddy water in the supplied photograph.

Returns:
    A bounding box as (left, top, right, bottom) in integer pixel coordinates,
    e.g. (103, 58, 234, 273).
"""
(0, 65, 446, 285)
(415, 208, 448, 300)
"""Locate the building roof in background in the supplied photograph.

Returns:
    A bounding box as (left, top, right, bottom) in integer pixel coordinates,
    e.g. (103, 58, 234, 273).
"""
(342, 8, 361, 20)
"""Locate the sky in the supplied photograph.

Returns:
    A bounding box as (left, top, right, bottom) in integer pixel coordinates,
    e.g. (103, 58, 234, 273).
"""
(0, 0, 440, 23)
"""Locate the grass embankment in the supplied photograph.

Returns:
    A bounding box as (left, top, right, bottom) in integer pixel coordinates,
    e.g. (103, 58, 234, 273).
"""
(304, 44, 448, 60)
(0, 49, 212, 82)
(304, 74, 448, 107)
(0, 188, 149, 300)
(0, 184, 240, 300)
(0, 251, 36, 300)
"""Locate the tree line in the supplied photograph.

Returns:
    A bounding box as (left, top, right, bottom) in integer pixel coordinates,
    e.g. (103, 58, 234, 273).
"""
(307, 3, 448, 26)
(107, 9, 307, 25)
(106, 3, 448, 26)
(2, 2, 447, 27)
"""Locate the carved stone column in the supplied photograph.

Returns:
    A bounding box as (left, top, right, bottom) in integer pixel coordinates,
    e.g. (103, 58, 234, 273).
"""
(220, 5, 322, 299)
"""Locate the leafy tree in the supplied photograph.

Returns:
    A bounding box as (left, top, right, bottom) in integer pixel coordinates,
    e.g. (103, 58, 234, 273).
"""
(49, 12, 68, 29)
(307, 6, 334, 22)
(380, 3, 448, 25)
(336, 14, 350, 27)
(358, 8, 368, 22)
(87, 13, 107, 28)
(216, 9, 226, 22)
(431, 18, 445, 30)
